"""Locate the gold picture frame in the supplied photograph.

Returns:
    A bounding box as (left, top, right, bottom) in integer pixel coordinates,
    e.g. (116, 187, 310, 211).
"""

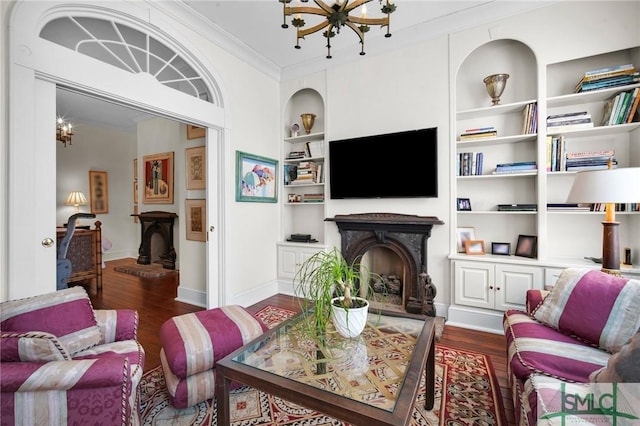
(89, 170, 109, 214)
(187, 125, 205, 140)
(186, 146, 206, 190)
(464, 240, 486, 255)
(143, 151, 174, 204)
(185, 199, 206, 242)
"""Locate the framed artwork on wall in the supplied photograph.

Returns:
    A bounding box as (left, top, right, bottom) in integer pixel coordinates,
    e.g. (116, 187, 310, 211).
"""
(235, 151, 278, 203)
(186, 146, 206, 190)
(187, 125, 205, 140)
(185, 199, 206, 242)
(89, 170, 109, 214)
(143, 151, 174, 204)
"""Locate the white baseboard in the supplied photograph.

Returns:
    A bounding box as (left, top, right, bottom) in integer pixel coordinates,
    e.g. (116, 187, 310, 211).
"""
(446, 305, 505, 335)
(226, 279, 280, 308)
(175, 286, 207, 308)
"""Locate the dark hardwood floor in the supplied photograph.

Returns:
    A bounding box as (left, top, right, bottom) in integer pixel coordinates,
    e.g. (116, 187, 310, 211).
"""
(86, 258, 515, 425)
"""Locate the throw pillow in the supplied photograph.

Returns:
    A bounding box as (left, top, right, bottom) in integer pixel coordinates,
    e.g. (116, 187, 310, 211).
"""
(533, 268, 640, 353)
(1, 331, 70, 362)
(0, 286, 102, 356)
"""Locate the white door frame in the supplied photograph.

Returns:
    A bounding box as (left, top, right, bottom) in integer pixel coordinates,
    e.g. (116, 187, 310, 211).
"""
(8, 0, 228, 307)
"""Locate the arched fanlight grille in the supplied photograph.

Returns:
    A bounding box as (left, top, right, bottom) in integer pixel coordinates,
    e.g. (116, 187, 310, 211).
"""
(40, 16, 212, 103)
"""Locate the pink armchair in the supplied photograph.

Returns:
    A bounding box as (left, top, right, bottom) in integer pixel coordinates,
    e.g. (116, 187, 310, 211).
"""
(1, 287, 145, 425)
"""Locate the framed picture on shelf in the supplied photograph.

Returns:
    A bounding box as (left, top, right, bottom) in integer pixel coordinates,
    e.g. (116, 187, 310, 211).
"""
(491, 242, 511, 256)
(185, 199, 206, 242)
(515, 235, 538, 258)
(187, 125, 205, 140)
(235, 151, 278, 203)
(456, 227, 475, 253)
(464, 240, 485, 255)
(185, 146, 206, 190)
(457, 198, 472, 211)
(89, 170, 109, 214)
(143, 151, 174, 204)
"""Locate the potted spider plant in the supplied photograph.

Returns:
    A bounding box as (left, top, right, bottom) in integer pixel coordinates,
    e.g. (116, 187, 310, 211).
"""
(294, 247, 376, 339)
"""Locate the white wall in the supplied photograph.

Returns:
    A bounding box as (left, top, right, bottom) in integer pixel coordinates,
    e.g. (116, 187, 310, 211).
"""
(56, 124, 138, 259)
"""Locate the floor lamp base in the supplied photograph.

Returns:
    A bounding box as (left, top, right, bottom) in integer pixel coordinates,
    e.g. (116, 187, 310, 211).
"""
(601, 221, 620, 275)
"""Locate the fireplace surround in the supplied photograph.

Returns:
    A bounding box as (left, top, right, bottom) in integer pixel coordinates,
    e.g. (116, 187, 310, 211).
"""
(133, 211, 178, 269)
(327, 213, 444, 316)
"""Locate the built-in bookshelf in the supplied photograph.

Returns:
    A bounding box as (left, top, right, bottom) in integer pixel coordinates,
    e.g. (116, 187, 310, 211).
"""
(448, 32, 640, 332)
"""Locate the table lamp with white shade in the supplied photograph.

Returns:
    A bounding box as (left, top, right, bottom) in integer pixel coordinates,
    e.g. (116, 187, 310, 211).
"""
(65, 191, 88, 225)
(566, 167, 640, 274)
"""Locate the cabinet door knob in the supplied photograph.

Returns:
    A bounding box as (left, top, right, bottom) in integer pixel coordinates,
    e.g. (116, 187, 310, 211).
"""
(496, 287, 500, 291)
(489, 285, 494, 290)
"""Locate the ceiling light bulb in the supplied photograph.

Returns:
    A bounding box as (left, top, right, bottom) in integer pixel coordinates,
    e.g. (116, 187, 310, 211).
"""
(361, 4, 367, 18)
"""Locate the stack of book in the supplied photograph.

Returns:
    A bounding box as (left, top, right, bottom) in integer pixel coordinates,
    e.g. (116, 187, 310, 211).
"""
(546, 135, 566, 172)
(565, 149, 616, 171)
(574, 64, 639, 93)
(547, 203, 591, 212)
(547, 111, 593, 132)
(302, 193, 324, 203)
(592, 203, 640, 212)
(287, 151, 306, 159)
(601, 87, 640, 126)
(304, 140, 324, 158)
(497, 204, 537, 211)
(521, 102, 538, 134)
(493, 161, 537, 174)
(458, 127, 497, 141)
(457, 152, 483, 176)
(295, 161, 318, 183)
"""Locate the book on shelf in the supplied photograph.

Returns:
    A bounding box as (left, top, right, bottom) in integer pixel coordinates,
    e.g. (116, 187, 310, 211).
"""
(547, 117, 593, 127)
(497, 204, 537, 211)
(494, 161, 536, 173)
(627, 87, 640, 123)
(546, 203, 592, 211)
(566, 149, 615, 159)
(574, 64, 638, 92)
(521, 102, 538, 134)
(287, 151, 306, 159)
(592, 203, 640, 212)
(584, 63, 635, 77)
(547, 111, 589, 121)
(458, 128, 497, 140)
(547, 122, 594, 132)
(302, 193, 324, 202)
(566, 161, 618, 171)
(546, 135, 566, 172)
(461, 126, 495, 134)
(457, 152, 483, 176)
(304, 140, 324, 158)
(575, 72, 640, 92)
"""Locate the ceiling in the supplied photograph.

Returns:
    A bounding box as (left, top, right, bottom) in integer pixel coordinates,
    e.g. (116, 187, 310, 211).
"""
(56, 1, 555, 132)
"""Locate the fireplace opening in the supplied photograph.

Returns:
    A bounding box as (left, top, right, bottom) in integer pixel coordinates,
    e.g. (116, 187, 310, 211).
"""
(362, 247, 405, 312)
(133, 211, 178, 270)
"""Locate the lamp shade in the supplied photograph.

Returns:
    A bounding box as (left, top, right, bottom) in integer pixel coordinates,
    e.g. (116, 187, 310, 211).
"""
(65, 191, 88, 206)
(566, 168, 640, 204)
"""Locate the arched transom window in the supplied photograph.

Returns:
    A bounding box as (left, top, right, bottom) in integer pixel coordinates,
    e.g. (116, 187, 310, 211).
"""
(40, 16, 213, 103)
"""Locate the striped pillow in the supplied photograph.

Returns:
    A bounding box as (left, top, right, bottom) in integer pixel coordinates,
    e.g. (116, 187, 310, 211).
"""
(0, 287, 102, 356)
(533, 268, 640, 353)
(0, 331, 70, 362)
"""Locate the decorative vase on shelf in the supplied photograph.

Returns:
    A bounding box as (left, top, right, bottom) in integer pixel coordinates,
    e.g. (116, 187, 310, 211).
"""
(483, 73, 509, 106)
(301, 113, 316, 134)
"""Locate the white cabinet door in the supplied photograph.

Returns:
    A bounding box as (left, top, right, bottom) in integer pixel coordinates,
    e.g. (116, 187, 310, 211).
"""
(495, 264, 542, 311)
(454, 261, 494, 310)
(277, 245, 324, 280)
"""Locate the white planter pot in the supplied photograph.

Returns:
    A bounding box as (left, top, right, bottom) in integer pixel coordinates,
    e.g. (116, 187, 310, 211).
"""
(330, 296, 369, 338)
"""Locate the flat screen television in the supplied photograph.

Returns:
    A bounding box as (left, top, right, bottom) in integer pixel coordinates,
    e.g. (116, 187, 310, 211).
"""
(329, 127, 438, 199)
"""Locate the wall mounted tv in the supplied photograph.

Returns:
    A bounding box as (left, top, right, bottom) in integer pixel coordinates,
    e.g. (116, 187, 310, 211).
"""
(329, 127, 438, 199)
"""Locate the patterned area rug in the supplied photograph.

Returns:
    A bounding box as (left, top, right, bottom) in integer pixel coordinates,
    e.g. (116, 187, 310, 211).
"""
(139, 306, 505, 426)
(114, 263, 177, 278)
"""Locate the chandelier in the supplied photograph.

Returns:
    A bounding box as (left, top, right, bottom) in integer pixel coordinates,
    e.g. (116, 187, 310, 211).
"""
(280, 0, 397, 59)
(56, 117, 73, 147)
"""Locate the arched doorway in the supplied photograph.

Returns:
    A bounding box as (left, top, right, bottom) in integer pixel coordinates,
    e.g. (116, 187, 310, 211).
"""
(8, 1, 227, 307)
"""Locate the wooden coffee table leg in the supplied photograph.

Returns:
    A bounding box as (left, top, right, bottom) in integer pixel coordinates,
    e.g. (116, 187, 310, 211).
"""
(425, 332, 435, 410)
(215, 368, 231, 426)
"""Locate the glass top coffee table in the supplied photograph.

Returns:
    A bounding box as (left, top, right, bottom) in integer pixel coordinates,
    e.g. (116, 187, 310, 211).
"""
(215, 311, 436, 426)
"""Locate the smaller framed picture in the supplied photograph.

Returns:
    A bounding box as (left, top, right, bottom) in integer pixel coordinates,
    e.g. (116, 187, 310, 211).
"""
(456, 227, 476, 253)
(491, 242, 511, 256)
(457, 198, 472, 211)
(89, 170, 109, 214)
(187, 125, 205, 140)
(185, 199, 206, 242)
(515, 235, 538, 258)
(185, 146, 206, 190)
(464, 240, 485, 255)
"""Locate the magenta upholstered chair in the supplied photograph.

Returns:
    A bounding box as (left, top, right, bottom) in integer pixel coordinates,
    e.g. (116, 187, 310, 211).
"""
(0, 286, 145, 425)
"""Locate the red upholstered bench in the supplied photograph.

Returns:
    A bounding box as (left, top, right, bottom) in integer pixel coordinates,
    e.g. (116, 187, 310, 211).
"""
(159, 305, 267, 408)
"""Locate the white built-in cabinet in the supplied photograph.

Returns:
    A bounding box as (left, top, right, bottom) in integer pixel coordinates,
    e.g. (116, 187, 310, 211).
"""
(454, 261, 542, 311)
(277, 88, 327, 282)
(449, 37, 640, 331)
